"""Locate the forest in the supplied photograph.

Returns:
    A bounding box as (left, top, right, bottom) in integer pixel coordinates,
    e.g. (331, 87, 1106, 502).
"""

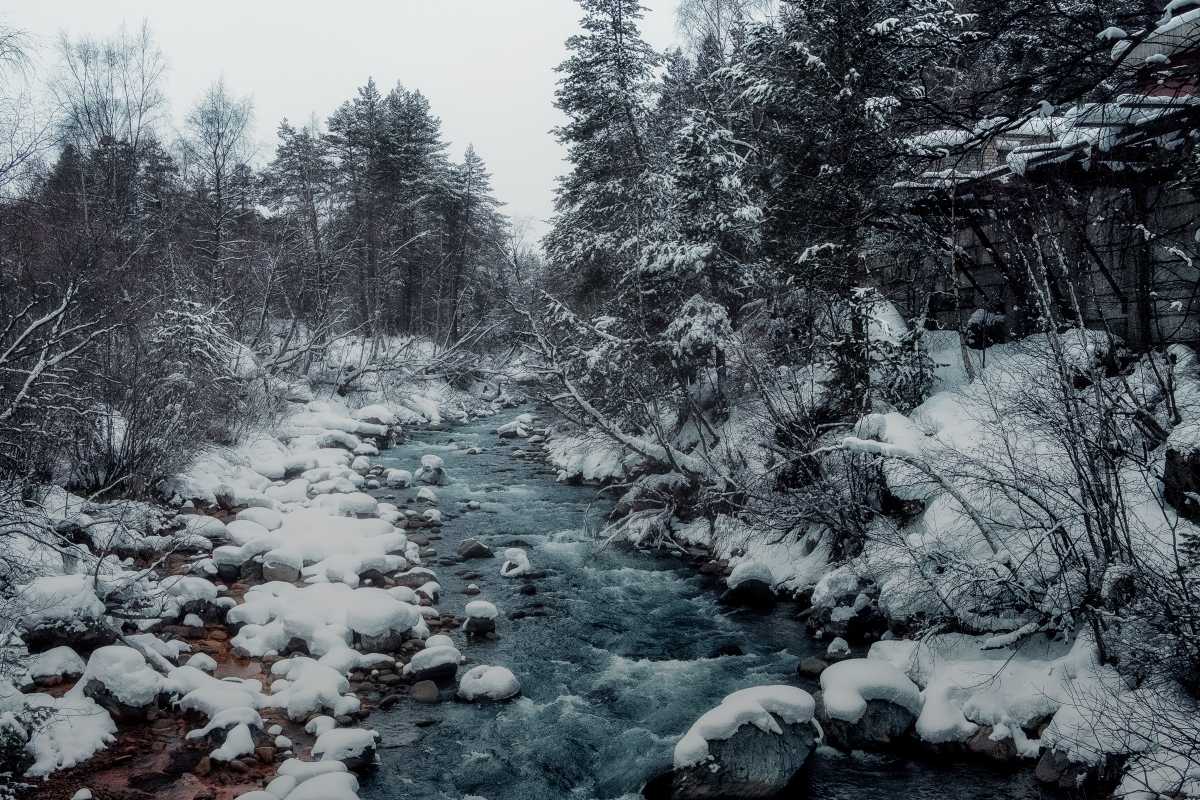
(2, 1, 1200, 799)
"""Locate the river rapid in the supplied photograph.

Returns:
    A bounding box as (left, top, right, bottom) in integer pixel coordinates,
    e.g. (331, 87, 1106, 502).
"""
(358, 413, 1044, 800)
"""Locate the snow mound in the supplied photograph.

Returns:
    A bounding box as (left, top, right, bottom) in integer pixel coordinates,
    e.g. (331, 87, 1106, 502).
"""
(23, 694, 117, 777)
(403, 645, 461, 676)
(313, 726, 377, 762)
(345, 595, 422, 637)
(727, 561, 774, 589)
(16, 574, 107, 631)
(28, 646, 85, 678)
(464, 600, 498, 620)
(674, 685, 816, 768)
(500, 548, 531, 578)
(819, 659, 921, 723)
(69, 646, 171, 708)
(456, 665, 521, 701)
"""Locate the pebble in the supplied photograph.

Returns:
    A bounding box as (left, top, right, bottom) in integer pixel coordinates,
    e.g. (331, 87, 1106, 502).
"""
(379, 694, 402, 709)
(195, 757, 212, 777)
(414, 718, 438, 728)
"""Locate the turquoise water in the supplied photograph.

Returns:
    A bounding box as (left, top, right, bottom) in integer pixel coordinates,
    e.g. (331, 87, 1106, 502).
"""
(359, 414, 1043, 800)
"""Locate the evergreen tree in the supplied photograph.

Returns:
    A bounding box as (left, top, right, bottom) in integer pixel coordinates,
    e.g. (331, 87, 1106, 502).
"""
(545, 0, 663, 308)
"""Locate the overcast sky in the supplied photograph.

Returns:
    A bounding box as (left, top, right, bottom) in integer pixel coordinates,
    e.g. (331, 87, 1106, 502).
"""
(2, 1, 682, 241)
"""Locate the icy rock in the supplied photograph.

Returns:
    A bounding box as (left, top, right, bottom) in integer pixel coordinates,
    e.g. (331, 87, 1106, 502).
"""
(284, 771, 360, 800)
(463, 600, 498, 636)
(237, 507, 284, 531)
(28, 646, 86, 679)
(186, 653, 218, 672)
(827, 637, 851, 658)
(416, 487, 437, 504)
(73, 646, 171, 724)
(456, 665, 520, 702)
(313, 727, 378, 770)
(403, 645, 461, 683)
(815, 659, 920, 751)
(499, 548, 531, 579)
(15, 575, 115, 654)
(385, 469, 413, 488)
(457, 538, 493, 560)
(415, 454, 448, 486)
(661, 686, 817, 800)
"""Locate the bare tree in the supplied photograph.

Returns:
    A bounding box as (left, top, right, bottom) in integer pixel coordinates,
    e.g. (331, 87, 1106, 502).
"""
(49, 20, 167, 155)
(675, 0, 777, 60)
(179, 76, 255, 285)
(0, 24, 50, 194)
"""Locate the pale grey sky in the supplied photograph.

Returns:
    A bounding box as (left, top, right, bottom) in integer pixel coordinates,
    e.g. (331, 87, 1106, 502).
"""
(2, 0, 682, 240)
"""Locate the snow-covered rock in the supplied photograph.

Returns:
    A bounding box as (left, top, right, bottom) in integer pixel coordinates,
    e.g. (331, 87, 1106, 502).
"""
(456, 665, 520, 702)
(313, 727, 378, 770)
(414, 454, 448, 485)
(816, 658, 920, 751)
(662, 686, 817, 799)
(500, 548, 532, 578)
(15, 575, 114, 653)
(403, 644, 461, 682)
(27, 647, 86, 680)
(463, 600, 498, 636)
(71, 646, 171, 724)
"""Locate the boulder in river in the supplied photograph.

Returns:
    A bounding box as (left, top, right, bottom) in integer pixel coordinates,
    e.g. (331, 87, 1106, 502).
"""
(650, 685, 817, 800)
(411, 680, 441, 704)
(458, 538, 494, 560)
(815, 659, 920, 752)
(403, 644, 461, 683)
(456, 665, 521, 702)
(718, 562, 776, 609)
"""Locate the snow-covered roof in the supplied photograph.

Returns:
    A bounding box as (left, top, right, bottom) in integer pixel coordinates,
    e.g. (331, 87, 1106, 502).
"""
(1124, 5, 1200, 67)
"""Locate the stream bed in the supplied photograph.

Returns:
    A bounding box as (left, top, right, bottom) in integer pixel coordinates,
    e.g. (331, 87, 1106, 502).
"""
(359, 414, 1045, 800)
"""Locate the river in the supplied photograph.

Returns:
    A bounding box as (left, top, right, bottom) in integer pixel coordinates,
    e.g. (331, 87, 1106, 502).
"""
(359, 413, 1044, 800)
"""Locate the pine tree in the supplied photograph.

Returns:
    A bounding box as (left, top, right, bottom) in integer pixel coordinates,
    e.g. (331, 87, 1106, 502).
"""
(545, 0, 663, 308)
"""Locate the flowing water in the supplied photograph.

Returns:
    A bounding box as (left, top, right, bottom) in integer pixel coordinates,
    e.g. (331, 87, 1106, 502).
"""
(360, 414, 1045, 800)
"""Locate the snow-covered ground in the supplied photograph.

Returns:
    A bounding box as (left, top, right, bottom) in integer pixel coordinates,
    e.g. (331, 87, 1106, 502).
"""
(0, 351, 520, 797)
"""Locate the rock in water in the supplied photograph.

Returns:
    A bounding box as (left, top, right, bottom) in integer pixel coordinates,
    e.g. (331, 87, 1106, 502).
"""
(664, 720, 815, 799)
(652, 685, 817, 799)
(816, 693, 916, 751)
(797, 658, 829, 679)
(718, 579, 776, 608)
(411, 680, 441, 704)
(457, 538, 494, 560)
(814, 659, 919, 751)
